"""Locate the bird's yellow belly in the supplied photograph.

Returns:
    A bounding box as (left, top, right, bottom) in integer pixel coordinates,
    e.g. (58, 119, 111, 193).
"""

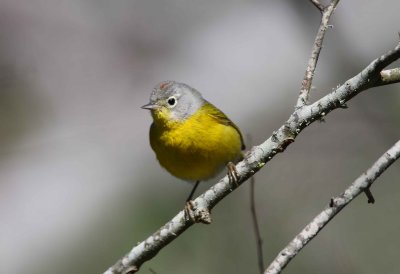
(149, 110, 242, 181)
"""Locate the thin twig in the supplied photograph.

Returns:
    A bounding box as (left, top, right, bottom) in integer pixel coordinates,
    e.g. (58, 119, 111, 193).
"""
(309, 0, 325, 12)
(296, 0, 340, 108)
(363, 188, 375, 204)
(246, 134, 265, 273)
(104, 42, 400, 274)
(250, 176, 265, 273)
(264, 140, 400, 274)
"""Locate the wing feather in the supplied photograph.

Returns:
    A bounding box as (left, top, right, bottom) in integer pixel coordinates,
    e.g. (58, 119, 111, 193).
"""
(205, 103, 246, 150)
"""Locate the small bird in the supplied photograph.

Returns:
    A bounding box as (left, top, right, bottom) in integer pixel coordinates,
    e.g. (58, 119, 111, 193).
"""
(142, 81, 245, 219)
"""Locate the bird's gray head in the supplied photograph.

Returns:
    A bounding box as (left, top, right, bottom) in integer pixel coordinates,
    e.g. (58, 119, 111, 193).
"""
(141, 81, 206, 123)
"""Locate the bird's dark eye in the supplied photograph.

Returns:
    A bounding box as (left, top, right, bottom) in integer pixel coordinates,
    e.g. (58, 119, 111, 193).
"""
(167, 97, 176, 107)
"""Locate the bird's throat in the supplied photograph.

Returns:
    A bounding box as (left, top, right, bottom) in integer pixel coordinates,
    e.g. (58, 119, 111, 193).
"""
(151, 109, 182, 129)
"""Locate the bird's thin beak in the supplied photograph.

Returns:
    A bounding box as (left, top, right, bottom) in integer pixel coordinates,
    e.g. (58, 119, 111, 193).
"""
(141, 102, 159, 110)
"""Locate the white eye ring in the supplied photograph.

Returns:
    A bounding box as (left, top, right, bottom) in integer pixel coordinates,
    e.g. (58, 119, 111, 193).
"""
(167, 96, 177, 107)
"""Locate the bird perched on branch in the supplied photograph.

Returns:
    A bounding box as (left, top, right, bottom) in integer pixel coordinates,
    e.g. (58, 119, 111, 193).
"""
(142, 81, 245, 221)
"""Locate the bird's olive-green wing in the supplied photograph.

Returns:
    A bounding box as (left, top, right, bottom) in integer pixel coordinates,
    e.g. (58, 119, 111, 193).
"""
(204, 102, 246, 150)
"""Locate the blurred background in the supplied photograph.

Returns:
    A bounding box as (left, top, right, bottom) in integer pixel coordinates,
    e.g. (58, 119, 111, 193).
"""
(0, 0, 399, 273)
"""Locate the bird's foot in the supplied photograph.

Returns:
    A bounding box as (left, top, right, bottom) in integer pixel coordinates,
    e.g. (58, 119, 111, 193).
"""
(227, 162, 239, 188)
(184, 200, 212, 224)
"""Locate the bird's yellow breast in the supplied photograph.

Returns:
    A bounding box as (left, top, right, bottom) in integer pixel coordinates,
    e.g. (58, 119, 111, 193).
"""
(149, 103, 243, 181)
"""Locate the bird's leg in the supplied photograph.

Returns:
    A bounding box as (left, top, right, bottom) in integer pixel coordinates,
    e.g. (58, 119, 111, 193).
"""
(184, 181, 200, 222)
(186, 180, 200, 202)
(227, 162, 239, 188)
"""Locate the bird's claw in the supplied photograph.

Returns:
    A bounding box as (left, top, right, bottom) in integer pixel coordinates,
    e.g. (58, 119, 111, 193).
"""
(227, 162, 239, 188)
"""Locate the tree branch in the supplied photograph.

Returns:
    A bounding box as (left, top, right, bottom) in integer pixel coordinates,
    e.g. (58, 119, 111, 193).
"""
(380, 68, 400, 85)
(296, 0, 340, 108)
(309, 0, 326, 13)
(264, 140, 400, 274)
(104, 41, 400, 274)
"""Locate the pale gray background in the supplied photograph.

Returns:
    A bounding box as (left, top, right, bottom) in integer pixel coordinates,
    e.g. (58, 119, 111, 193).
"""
(0, 1, 399, 273)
